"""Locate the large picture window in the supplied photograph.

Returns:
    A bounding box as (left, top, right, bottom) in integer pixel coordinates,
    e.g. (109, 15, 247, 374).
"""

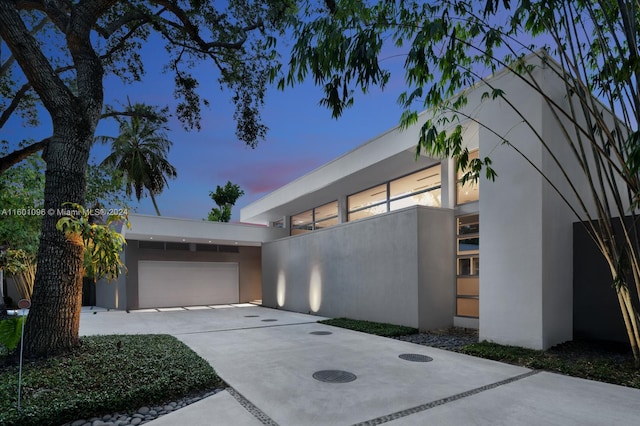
(348, 165, 441, 222)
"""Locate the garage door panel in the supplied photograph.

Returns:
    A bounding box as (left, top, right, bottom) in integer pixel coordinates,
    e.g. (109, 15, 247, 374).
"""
(138, 261, 238, 308)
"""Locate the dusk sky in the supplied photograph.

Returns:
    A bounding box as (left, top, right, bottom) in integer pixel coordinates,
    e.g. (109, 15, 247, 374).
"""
(4, 33, 412, 222)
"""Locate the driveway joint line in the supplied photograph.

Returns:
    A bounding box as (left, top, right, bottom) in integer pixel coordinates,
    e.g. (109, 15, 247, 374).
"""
(351, 370, 541, 425)
(227, 387, 279, 426)
(172, 321, 319, 336)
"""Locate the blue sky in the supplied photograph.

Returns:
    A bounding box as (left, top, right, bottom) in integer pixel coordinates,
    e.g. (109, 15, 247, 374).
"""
(4, 32, 411, 222)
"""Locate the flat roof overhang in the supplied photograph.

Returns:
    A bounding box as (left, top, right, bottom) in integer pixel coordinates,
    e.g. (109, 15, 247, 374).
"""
(123, 214, 287, 246)
(240, 113, 440, 224)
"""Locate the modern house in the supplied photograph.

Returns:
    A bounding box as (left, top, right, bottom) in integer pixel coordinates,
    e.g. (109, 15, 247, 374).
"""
(97, 54, 630, 351)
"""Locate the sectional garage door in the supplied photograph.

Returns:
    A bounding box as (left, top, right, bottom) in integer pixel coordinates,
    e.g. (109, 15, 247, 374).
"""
(138, 261, 239, 308)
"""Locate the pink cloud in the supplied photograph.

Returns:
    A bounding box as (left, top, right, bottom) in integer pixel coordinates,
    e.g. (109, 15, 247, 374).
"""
(225, 157, 322, 195)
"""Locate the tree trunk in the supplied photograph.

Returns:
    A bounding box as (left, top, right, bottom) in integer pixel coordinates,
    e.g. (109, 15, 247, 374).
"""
(150, 192, 162, 216)
(0, 269, 8, 319)
(22, 125, 92, 358)
(0, 0, 104, 358)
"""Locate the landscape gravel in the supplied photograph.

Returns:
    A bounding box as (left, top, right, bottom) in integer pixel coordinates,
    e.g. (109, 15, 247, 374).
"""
(61, 387, 225, 426)
(394, 327, 479, 351)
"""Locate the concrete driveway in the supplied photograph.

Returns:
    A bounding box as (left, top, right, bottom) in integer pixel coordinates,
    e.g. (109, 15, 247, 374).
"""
(80, 305, 640, 425)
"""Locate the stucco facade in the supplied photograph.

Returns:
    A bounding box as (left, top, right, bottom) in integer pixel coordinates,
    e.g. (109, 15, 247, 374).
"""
(261, 206, 454, 330)
(95, 54, 627, 351)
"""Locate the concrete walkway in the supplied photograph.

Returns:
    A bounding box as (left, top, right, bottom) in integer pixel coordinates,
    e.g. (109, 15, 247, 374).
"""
(79, 306, 640, 425)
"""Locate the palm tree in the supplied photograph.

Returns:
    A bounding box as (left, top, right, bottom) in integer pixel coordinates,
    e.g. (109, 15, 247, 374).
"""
(97, 104, 177, 216)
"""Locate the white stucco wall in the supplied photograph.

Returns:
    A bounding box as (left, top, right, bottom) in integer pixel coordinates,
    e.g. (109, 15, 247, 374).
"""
(262, 206, 454, 328)
(476, 57, 588, 349)
(477, 84, 547, 348)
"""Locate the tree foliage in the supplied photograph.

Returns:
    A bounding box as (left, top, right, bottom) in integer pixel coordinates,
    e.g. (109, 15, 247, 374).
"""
(97, 103, 177, 216)
(0, 0, 291, 357)
(207, 181, 245, 222)
(284, 0, 640, 360)
(0, 154, 45, 256)
(85, 161, 130, 212)
(0, 154, 129, 256)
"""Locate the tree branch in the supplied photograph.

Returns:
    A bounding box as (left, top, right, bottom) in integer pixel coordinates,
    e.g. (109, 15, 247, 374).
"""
(0, 1, 73, 118)
(0, 138, 49, 175)
(100, 109, 162, 120)
(0, 82, 31, 129)
(151, 0, 261, 52)
(0, 62, 77, 129)
(0, 15, 50, 77)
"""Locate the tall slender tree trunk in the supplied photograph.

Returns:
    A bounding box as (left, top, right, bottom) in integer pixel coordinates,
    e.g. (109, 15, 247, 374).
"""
(150, 192, 162, 216)
(0, 269, 8, 319)
(22, 123, 93, 358)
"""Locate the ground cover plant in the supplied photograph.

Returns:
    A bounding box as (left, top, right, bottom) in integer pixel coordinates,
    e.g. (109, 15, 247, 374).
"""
(462, 340, 640, 389)
(0, 334, 223, 426)
(318, 317, 418, 337)
(320, 317, 640, 389)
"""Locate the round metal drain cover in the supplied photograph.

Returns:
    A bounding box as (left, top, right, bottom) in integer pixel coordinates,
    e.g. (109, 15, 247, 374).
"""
(244, 315, 259, 318)
(312, 370, 357, 383)
(309, 331, 333, 335)
(261, 319, 278, 322)
(399, 353, 433, 362)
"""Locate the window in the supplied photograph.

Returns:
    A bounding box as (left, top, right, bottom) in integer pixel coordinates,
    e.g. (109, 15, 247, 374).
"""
(348, 165, 441, 221)
(457, 150, 479, 204)
(314, 201, 339, 229)
(291, 209, 313, 235)
(291, 201, 339, 235)
(456, 214, 479, 318)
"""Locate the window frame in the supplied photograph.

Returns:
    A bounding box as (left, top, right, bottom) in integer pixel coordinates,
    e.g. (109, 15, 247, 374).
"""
(347, 164, 441, 221)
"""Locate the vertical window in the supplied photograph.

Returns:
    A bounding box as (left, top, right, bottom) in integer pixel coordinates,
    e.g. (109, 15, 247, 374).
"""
(457, 150, 479, 204)
(291, 209, 313, 235)
(314, 201, 339, 229)
(456, 214, 479, 318)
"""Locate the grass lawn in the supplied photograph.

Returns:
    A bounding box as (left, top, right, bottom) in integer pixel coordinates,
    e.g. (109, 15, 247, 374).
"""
(319, 317, 640, 389)
(0, 334, 223, 426)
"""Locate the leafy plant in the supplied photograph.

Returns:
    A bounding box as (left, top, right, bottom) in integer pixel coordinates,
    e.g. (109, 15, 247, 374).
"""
(0, 316, 25, 352)
(1, 249, 36, 300)
(56, 203, 129, 283)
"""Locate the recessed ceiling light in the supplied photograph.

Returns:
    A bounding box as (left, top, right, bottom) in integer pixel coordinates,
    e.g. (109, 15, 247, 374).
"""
(149, 237, 153, 240)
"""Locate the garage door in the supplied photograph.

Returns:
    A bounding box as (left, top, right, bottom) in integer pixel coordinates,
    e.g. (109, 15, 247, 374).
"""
(138, 261, 239, 308)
